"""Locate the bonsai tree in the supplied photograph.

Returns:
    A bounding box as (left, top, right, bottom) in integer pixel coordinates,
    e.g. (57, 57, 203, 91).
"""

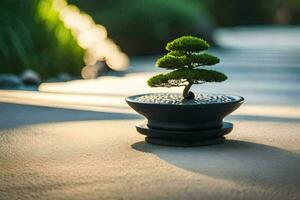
(147, 36, 227, 99)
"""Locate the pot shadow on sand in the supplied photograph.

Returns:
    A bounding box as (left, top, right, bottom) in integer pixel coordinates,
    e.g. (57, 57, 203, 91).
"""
(132, 140, 300, 189)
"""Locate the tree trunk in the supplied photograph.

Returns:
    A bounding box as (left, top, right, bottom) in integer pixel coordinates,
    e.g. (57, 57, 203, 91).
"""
(183, 82, 193, 99)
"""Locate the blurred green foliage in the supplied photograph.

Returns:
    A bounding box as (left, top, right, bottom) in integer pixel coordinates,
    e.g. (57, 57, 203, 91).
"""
(69, 0, 300, 54)
(1, 0, 299, 78)
(204, 0, 300, 26)
(284, 0, 300, 24)
(0, 0, 84, 78)
(69, 0, 215, 55)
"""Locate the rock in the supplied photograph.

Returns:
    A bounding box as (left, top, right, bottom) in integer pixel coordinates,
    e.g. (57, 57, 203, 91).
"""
(0, 74, 24, 89)
(57, 73, 72, 82)
(20, 69, 41, 86)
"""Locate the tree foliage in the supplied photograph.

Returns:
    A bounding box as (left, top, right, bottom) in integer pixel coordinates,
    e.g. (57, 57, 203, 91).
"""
(148, 68, 227, 87)
(148, 36, 227, 99)
(166, 36, 209, 52)
(156, 53, 220, 69)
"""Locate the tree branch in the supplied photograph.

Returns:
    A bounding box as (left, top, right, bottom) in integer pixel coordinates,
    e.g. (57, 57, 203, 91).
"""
(183, 81, 193, 99)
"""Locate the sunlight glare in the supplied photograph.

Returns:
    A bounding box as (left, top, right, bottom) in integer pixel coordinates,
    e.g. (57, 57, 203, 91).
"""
(51, 0, 129, 75)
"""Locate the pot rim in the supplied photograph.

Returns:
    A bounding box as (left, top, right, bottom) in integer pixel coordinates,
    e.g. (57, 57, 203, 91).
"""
(125, 93, 244, 107)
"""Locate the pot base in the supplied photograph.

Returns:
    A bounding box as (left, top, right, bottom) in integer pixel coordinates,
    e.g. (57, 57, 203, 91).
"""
(145, 136, 225, 147)
(136, 122, 233, 147)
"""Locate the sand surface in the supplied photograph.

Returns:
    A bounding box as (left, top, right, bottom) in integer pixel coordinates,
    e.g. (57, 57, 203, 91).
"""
(0, 103, 299, 200)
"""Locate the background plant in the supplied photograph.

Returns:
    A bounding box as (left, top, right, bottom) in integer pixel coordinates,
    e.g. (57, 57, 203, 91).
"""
(0, 0, 84, 79)
(1, 0, 299, 79)
(69, 0, 215, 55)
(203, 0, 300, 26)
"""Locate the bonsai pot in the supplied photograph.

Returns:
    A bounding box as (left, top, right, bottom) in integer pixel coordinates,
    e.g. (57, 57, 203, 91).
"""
(126, 93, 244, 147)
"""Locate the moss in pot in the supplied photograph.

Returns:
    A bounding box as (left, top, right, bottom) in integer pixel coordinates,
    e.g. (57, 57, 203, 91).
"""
(126, 36, 244, 147)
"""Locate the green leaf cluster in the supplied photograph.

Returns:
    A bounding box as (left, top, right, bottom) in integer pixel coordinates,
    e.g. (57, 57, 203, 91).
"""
(148, 68, 227, 87)
(148, 36, 227, 89)
(166, 36, 209, 52)
(156, 53, 220, 69)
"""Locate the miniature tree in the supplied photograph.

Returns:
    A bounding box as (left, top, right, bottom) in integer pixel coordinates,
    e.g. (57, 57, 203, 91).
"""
(147, 36, 227, 99)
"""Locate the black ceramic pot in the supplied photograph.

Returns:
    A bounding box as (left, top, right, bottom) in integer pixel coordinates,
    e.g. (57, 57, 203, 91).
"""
(126, 93, 244, 146)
